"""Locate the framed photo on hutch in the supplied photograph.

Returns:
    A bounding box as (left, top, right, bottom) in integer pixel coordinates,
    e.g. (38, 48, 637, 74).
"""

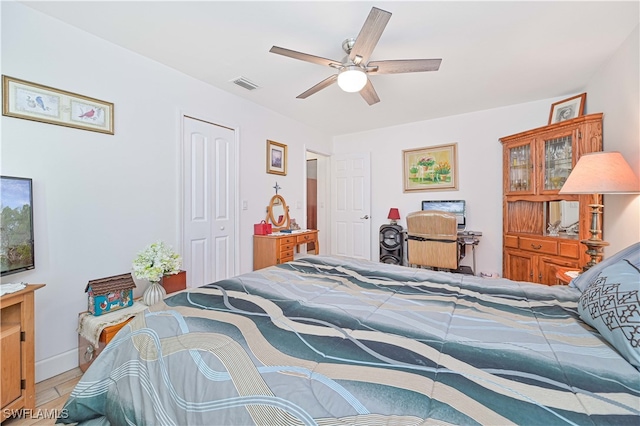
(548, 93, 586, 125)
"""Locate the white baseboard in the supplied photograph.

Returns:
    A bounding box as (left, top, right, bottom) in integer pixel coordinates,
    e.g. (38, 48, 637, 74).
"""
(36, 349, 78, 382)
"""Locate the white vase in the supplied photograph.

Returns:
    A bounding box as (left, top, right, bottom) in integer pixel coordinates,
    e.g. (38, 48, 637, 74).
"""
(142, 281, 166, 306)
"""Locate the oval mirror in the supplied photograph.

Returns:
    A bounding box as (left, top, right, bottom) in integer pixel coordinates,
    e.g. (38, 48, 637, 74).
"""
(267, 195, 290, 230)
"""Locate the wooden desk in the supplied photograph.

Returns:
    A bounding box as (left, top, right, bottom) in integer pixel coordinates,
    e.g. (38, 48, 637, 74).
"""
(253, 230, 319, 270)
(1, 284, 45, 420)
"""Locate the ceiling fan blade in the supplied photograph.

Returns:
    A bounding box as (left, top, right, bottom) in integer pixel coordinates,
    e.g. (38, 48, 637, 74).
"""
(296, 74, 338, 99)
(349, 7, 392, 65)
(359, 79, 380, 106)
(367, 59, 442, 74)
(270, 46, 341, 68)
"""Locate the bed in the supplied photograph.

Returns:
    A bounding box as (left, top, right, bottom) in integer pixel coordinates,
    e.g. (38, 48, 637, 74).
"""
(59, 245, 640, 425)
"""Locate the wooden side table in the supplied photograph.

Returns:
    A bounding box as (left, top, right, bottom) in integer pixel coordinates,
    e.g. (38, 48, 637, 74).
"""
(555, 267, 581, 285)
(78, 310, 137, 372)
(78, 271, 187, 372)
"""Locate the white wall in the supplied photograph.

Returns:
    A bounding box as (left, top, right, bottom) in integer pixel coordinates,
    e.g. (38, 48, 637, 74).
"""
(586, 25, 640, 253)
(1, 2, 332, 381)
(333, 99, 563, 276)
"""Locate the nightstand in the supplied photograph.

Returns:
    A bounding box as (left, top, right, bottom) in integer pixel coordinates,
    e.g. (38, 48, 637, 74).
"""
(555, 267, 581, 285)
(78, 271, 187, 371)
(77, 306, 140, 372)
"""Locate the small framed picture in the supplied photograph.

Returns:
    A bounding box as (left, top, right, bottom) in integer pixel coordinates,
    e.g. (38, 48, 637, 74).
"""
(2, 75, 114, 134)
(548, 93, 586, 125)
(267, 140, 287, 175)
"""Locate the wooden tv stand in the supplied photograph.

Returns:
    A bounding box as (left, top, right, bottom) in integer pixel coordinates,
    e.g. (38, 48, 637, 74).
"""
(1, 284, 45, 421)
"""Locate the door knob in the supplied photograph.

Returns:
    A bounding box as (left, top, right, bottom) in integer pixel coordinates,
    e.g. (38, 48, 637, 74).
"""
(220, 226, 225, 230)
(360, 215, 369, 219)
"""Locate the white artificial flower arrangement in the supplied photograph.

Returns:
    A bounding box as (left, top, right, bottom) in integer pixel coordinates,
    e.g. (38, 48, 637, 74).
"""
(132, 241, 182, 283)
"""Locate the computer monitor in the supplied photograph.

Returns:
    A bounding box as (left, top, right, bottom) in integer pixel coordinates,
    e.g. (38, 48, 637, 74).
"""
(421, 200, 466, 231)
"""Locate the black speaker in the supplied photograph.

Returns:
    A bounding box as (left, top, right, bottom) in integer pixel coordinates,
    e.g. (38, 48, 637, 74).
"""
(379, 224, 403, 265)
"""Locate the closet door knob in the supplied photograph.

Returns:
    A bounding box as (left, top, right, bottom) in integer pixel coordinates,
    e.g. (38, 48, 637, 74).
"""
(360, 215, 370, 220)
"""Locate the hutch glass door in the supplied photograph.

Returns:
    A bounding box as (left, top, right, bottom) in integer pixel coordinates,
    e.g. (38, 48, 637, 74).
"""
(543, 136, 572, 191)
(508, 143, 532, 193)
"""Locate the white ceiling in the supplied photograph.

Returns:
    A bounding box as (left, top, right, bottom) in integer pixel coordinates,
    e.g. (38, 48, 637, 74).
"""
(20, 1, 639, 136)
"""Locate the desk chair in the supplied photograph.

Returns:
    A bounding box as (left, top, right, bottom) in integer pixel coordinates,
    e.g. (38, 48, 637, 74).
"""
(406, 210, 460, 270)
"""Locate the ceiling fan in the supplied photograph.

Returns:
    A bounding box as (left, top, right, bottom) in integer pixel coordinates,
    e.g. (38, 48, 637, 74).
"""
(269, 7, 442, 106)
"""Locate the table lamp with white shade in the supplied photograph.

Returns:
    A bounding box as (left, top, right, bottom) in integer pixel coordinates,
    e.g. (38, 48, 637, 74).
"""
(559, 151, 640, 270)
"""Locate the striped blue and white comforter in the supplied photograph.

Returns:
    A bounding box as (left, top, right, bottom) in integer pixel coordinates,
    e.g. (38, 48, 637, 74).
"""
(59, 255, 640, 425)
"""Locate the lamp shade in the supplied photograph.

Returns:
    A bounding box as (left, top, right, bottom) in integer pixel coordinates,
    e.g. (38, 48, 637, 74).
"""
(337, 66, 367, 93)
(388, 208, 400, 221)
(559, 151, 640, 194)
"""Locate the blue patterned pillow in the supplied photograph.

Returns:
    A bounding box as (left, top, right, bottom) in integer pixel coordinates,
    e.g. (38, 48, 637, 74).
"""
(577, 253, 640, 369)
(571, 242, 640, 292)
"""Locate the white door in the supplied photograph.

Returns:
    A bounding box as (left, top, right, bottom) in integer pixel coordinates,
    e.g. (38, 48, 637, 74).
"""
(182, 116, 236, 287)
(331, 152, 371, 260)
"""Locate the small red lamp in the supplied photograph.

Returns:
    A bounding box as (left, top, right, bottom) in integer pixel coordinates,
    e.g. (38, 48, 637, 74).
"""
(387, 208, 400, 225)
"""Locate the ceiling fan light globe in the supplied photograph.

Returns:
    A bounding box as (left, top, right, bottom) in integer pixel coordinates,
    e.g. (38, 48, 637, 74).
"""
(337, 67, 367, 92)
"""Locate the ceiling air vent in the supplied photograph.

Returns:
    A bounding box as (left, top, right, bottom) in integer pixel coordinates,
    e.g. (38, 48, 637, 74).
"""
(231, 77, 259, 91)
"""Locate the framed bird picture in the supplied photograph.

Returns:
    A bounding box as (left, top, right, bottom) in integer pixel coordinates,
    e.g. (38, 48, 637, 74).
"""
(2, 75, 114, 134)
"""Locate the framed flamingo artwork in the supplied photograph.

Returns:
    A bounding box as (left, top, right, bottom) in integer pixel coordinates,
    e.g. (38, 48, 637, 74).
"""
(2, 75, 114, 134)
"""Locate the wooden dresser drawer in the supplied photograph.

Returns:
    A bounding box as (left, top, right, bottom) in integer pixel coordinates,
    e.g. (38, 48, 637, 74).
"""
(505, 235, 519, 248)
(519, 237, 557, 255)
(296, 233, 315, 244)
(559, 241, 580, 259)
(280, 236, 295, 244)
(279, 250, 294, 263)
(280, 242, 295, 252)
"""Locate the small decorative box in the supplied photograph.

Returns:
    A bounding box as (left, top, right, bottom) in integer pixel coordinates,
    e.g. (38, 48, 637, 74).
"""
(85, 273, 136, 316)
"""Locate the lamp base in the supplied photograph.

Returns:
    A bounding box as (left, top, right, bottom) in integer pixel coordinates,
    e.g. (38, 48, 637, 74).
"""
(580, 238, 609, 271)
(580, 202, 608, 271)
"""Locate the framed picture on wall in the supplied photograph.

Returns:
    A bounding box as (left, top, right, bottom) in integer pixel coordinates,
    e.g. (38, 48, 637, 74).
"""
(267, 140, 287, 175)
(548, 93, 586, 124)
(2, 75, 114, 134)
(403, 143, 458, 192)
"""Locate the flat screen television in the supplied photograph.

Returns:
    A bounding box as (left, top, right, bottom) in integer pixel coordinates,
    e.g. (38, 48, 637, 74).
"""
(421, 199, 466, 231)
(1, 176, 35, 276)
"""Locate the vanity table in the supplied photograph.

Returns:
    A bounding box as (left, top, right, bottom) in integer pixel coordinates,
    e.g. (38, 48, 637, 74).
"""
(253, 193, 319, 270)
(253, 230, 319, 270)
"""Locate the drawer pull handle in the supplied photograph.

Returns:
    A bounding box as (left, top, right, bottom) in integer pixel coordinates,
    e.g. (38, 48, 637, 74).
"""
(531, 244, 542, 250)
(84, 346, 95, 362)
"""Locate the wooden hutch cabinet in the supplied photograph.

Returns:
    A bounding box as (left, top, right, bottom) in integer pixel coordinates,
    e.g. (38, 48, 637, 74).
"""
(500, 113, 603, 284)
